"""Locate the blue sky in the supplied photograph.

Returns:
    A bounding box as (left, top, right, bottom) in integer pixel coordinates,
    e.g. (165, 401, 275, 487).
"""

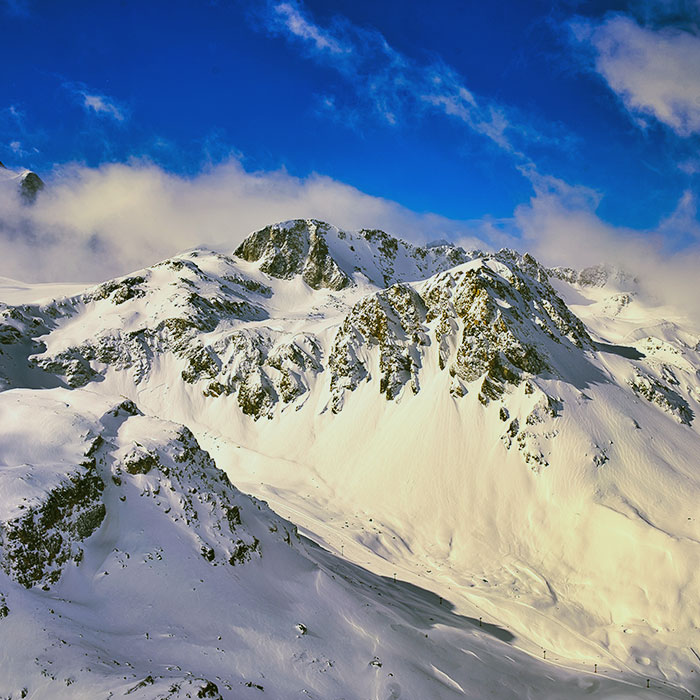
(2, 0, 700, 281)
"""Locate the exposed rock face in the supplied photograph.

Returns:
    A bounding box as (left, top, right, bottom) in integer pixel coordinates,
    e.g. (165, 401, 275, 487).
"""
(629, 368, 694, 424)
(0, 162, 45, 203)
(22, 253, 268, 386)
(204, 329, 323, 417)
(328, 251, 593, 410)
(109, 420, 266, 569)
(18, 171, 45, 203)
(329, 283, 427, 411)
(235, 219, 352, 291)
(0, 396, 298, 590)
(235, 218, 475, 289)
(0, 446, 105, 588)
(356, 228, 471, 287)
(548, 263, 637, 288)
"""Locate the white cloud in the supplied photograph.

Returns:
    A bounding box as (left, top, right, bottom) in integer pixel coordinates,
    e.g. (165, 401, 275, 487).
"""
(260, 0, 564, 159)
(81, 93, 126, 121)
(273, 2, 346, 54)
(1, 156, 699, 322)
(62, 83, 127, 122)
(678, 157, 700, 175)
(573, 14, 700, 136)
(0, 158, 486, 284)
(513, 169, 700, 321)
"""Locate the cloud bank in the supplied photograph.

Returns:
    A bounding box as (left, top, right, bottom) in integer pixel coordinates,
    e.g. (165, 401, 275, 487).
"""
(515, 170, 700, 320)
(2, 156, 700, 322)
(0, 158, 488, 284)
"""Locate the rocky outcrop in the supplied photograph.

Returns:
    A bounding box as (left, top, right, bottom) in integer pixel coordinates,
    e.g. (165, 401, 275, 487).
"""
(423, 252, 592, 403)
(18, 170, 44, 203)
(548, 263, 638, 288)
(235, 218, 477, 290)
(0, 162, 45, 203)
(0, 397, 300, 590)
(29, 254, 269, 388)
(629, 368, 694, 425)
(328, 251, 593, 409)
(0, 444, 105, 588)
(204, 329, 323, 418)
(110, 420, 266, 568)
(329, 284, 427, 411)
(235, 219, 352, 290)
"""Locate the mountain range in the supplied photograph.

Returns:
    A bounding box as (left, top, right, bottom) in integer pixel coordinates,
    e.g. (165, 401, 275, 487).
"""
(0, 216, 698, 699)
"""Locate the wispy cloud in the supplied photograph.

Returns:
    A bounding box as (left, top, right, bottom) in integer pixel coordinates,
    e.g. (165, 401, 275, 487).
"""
(258, 0, 567, 160)
(272, 2, 347, 54)
(571, 11, 700, 137)
(678, 157, 700, 175)
(82, 93, 126, 121)
(0, 104, 45, 163)
(65, 83, 127, 122)
(1, 104, 25, 129)
(7, 140, 34, 158)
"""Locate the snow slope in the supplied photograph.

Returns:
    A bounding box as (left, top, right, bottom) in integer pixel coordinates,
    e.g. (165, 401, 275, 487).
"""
(1, 388, 675, 699)
(0, 219, 698, 698)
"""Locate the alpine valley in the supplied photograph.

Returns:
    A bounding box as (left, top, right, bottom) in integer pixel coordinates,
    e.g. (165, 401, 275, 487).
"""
(0, 217, 698, 699)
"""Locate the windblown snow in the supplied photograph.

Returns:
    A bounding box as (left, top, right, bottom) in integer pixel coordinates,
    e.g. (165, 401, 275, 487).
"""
(0, 218, 698, 699)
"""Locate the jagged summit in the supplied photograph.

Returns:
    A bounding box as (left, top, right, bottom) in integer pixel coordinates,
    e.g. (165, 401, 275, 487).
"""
(234, 218, 473, 290)
(0, 238, 595, 422)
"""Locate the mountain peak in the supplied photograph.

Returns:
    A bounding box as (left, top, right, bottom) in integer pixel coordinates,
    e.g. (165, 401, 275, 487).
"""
(0, 163, 45, 203)
(234, 219, 352, 291)
(234, 219, 475, 290)
(548, 262, 638, 289)
(18, 170, 44, 203)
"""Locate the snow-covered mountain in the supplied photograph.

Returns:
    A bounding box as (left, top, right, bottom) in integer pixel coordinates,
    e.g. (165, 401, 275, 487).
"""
(0, 161, 45, 202)
(1, 218, 698, 698)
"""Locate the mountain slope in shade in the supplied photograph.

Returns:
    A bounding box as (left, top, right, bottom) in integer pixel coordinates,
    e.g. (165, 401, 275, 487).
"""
(0, 220, 698, 697)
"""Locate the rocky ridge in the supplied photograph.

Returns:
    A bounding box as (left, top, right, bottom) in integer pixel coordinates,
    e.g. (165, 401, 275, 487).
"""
(235, 218, 473, 289)
(0, 395, 294, 592)
(0, 220, 694, 437)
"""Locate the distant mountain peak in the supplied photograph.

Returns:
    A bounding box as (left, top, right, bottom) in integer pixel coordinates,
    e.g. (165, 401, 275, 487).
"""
(0, 162, 45, 203)
(548, 262, 638, 289)
(18, 170, 44, 202)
